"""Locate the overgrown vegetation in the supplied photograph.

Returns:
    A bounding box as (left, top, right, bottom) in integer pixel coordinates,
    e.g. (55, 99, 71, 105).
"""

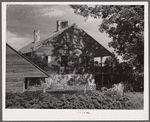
(70, 5, 144, 91)
(6, 91, 143, 109)
(103, 53, 144, 92)
(23, 5, 144, 92)
(70, 5, 144, 72)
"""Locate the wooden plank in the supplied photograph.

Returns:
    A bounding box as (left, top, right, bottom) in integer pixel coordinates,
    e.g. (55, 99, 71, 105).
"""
(6, 73, 46, 78)
(6, 88, 23, 93)
(6, 78, 24, 82)
(6, 82, 23, 87)
(6, 70, 47, 77)
(6, 72, 47, 76)
(6, 85, 23, 89)
(6, 66, 44, 70)
(6, 45, 48, 78)
(7, 81, 24, 84)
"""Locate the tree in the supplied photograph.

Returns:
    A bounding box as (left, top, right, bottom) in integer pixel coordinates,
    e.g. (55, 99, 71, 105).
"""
(103, 53, 143, 91)
(24, 52, 48, 71)
(70, 5, 144, 72)
(25, 25, 98, 74)
(50, 24, 98, 74)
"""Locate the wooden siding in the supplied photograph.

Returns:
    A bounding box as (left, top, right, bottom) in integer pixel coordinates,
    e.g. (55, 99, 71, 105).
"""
(6, 44, 49, 93)
(6, 44, 49, 78)
(36, 45, 54, 56)
(6, 78, 24, 93)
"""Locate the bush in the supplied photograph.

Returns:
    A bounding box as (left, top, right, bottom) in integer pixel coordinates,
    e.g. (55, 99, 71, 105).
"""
(6, 90, 143, 109)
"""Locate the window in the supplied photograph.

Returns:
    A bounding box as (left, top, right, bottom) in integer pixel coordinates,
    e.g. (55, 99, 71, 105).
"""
(48, 56, 51, 63)
(41, 56, 51, 63)
(61, 56, 68, 66)
(86, 57, 94, 66)
(81, 56, 94, 66)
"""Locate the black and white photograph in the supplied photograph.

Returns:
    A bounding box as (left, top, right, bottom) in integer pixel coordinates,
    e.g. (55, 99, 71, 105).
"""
(2, 2, 149, 121)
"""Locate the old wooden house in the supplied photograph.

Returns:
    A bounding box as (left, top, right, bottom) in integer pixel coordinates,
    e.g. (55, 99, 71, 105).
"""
(6, 43, 49, 93)
(19, 20, 112, 87)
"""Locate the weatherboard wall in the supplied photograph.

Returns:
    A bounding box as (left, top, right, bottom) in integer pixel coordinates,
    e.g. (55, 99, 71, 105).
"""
(6, 44, 48, 93)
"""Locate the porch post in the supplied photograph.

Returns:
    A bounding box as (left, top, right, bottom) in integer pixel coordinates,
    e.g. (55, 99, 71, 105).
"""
(110, 56, 113, 86)
(23, 78, 25, 92)
(84, 56, 87, 73)
(100, 57, 103, 86)
(27, 78, 29, 90)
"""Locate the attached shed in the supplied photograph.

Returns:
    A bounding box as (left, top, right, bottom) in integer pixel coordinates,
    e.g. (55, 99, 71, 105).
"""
(6, 43, 49, 93)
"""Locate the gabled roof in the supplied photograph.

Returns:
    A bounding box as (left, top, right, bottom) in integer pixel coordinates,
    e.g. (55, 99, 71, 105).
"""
(6, 43, 49, 78)
(19, 25, 73, 54)
(19, 24, 112, 57)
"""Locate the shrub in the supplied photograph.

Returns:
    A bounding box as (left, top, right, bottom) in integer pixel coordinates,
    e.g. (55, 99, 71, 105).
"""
(6, 90, 143, 109)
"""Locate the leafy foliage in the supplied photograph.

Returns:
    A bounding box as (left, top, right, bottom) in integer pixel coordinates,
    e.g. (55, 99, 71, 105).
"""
(103, 53, 143, 91)
(25, 52, 48, 71)
(24, 23, 111, 74)
(50, 25, 103, 74)
(6, 91, 143, 109)
(70, 5, 144, 72)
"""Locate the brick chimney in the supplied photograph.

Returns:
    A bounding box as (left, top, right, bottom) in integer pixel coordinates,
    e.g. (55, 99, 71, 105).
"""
(33, 30, 40, 43)
(57, 20, 68, 31)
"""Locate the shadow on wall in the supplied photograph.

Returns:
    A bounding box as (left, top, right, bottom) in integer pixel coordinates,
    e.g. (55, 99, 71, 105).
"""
(29, 24, 106, 75)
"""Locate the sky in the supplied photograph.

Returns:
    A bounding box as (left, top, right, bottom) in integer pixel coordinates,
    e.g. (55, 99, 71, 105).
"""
(6, 4, 122, 62)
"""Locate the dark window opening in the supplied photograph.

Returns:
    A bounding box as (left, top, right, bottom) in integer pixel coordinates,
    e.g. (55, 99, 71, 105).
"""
(28, 78, 41, 86)
(45, 56, 48, 62)
(85, 56, 94, 67)
(61, 56, 68, 66)
(24, 78, 42, 90)
(25, 78, 28, 89)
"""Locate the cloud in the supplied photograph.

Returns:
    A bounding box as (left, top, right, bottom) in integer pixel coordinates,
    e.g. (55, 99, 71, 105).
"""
(7, 20, 36, 29)
(32, 7, 65, 18)
(6, 31, 32, 50)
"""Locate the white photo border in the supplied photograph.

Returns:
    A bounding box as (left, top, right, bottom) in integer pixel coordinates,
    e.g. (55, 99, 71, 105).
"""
(2, 2, 149, 121)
